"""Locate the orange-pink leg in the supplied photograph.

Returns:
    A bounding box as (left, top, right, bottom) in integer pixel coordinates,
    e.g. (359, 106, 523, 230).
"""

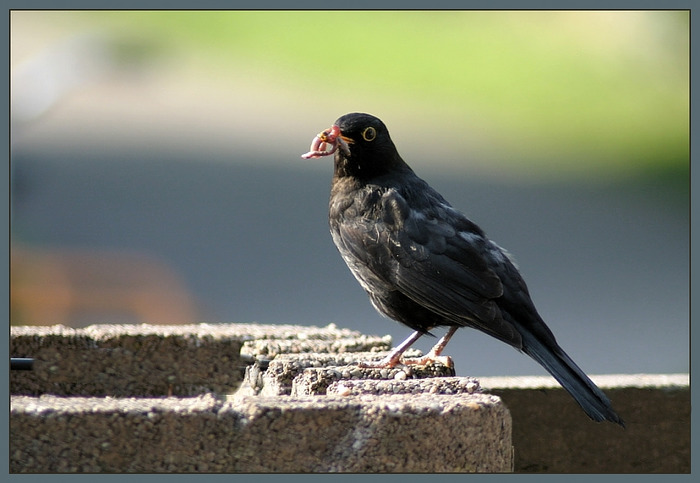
(359, 326, 458, 369)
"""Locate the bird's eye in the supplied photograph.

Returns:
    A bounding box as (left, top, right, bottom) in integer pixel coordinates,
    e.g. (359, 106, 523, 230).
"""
(362, 126, 377, 142)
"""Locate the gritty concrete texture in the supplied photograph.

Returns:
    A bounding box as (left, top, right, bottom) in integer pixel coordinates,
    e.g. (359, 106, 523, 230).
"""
(291, 366, 447, 397)
(10, 323, 513, 473)
(240, 334, 392, 359)
(11, 394, 221, 473)
(10, 322, 390, 397)
(11, 391, 513, 473)
(326, 376, 482, 396)
(10, 322, 690, 473)
(480, 373, 688, 390)
(480, 373, 690, 473)
(236, 351, 456, 397)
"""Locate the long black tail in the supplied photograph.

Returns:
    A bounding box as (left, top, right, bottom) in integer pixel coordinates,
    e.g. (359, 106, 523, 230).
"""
(520, 328, 624, 427)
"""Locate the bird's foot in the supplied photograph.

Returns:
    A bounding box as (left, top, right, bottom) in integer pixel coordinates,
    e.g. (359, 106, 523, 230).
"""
(357, 353, 403, 369)
(357, 327, 457, 370)
(357, 329, 425, 369)
(397, 354, 455, 370)
(357, 353, 454, 370)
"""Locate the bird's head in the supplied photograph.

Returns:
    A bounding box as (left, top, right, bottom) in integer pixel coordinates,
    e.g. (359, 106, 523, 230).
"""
(301, 112, 408, 179)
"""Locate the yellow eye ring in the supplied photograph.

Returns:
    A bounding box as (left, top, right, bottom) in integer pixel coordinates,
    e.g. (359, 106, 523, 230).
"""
(362, 126, 377, 142)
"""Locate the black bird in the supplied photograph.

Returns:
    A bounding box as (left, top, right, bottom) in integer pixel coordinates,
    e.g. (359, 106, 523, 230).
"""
(301, 112, 624, 426)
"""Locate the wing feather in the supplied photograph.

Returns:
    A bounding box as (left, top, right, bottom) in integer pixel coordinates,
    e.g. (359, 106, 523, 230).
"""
(332, 186, 523, 346)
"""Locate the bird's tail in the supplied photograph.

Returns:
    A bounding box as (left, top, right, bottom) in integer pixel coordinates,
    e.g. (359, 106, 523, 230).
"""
(520, 329, 625, 427)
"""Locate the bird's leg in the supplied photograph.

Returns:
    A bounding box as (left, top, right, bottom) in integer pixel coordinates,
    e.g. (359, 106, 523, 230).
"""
(358, 330, 424, 368)
(358, 327, 458, 370)
(399, 326, 458, 370)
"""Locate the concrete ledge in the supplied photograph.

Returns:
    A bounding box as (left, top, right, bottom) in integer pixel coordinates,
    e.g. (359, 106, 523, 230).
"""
(480, 373, 688, 390)
(10, 323, 513, 473)
(236, 351, 455, 397)
(480, 373, 690, 473)
(13, 323, 687, 473)
(326, 376, 482, 396)
(10, 392, 512, 473)
(10, 323, 391, 397)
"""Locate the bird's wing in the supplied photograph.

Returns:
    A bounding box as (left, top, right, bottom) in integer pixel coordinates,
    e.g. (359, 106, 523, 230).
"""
(334, 187, 523, 346)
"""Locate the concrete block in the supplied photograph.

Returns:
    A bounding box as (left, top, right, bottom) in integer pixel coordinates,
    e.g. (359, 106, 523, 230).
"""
(11, 391, 512, 472)
(231, 393, 512, 472)
(326, 376, 482, 396)
(236, 351, 456, 397)
(240, 333, 392, 359)
(10, 323, 390, 397)
(480, 373, 690, 473)
(10, 323, 513, 473)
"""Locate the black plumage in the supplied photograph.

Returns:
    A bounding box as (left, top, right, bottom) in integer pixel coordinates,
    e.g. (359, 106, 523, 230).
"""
(302, 112, 623, 426)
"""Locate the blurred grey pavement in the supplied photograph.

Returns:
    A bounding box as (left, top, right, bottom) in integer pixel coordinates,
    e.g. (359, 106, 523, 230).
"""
(10, 148, 688, 378)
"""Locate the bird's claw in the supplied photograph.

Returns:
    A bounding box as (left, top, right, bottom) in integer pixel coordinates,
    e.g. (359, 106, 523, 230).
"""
(399, 354, 455, 370)
(357, 354, 454, 370)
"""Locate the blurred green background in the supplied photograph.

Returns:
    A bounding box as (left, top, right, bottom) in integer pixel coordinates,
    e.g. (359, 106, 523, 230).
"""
(10, 10, 689, 377)
(75, 10, 689, 180)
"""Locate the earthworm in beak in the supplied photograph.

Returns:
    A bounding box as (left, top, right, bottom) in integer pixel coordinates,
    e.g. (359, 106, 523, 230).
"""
(301, 125, 351, 159)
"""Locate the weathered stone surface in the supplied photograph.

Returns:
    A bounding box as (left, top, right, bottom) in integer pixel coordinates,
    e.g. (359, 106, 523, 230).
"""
(480, 373, 690, 473)
(235, 351, 456, 397)
(11, 323, 689, 473)
(10, 323, 390, 397)
(10, 323, 513, 473)
(240, 334, 392, 358)
(10, 392, 513, 473)
(326, 376, 481, 396)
